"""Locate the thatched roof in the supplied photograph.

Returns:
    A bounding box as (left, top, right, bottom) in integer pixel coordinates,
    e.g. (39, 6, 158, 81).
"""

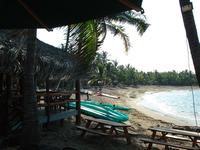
(0, 30, 87, 81)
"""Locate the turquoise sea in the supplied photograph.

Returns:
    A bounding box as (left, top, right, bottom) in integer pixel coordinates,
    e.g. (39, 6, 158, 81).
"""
(138, 88, 200, 126)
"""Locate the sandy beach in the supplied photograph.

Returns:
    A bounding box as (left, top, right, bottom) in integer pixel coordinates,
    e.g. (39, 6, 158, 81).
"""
(5, 86, 196, 150)
(91, 85, 193, 126)
(37, 85, 197, 150)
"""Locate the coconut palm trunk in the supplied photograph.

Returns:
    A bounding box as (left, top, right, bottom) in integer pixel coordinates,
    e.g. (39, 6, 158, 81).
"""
(21, 29, 39, 149)
(179, 0, 200, 86)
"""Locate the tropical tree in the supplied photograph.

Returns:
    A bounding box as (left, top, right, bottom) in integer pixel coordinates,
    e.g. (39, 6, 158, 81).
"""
(63, 10, 149, 57)
(0, 30, 39, 149)
(88, 52, 110, 87)
(99, 11, 149, 52)
(21, 29, 39, 150)
(63, 20, 102, 75)
(66, 11, 149, 88)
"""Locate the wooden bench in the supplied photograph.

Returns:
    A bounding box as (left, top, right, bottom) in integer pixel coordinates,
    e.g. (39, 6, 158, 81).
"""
(141, 138, 199, 150)
(76, 125, 109, 136)
(77, 115, 131, 144)
(141, 127, 200, 150)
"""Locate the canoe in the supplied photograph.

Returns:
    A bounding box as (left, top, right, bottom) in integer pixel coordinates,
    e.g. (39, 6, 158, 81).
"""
(85, 100, 130, 111)
(68, 101, 128, 122)
(97, 93, 120, 99)
(100, 103, 130, 111)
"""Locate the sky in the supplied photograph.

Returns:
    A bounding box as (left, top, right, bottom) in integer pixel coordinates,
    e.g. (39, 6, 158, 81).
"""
(37, 0, 200, 72)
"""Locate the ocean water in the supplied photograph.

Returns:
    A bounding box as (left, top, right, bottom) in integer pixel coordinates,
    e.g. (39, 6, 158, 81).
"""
(138, 88, 200, 126)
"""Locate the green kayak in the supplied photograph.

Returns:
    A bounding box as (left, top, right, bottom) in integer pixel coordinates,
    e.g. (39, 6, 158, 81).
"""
(68, 100, 128, 122)
(85, 100, 130, 111)
(100, 103, 130, 111)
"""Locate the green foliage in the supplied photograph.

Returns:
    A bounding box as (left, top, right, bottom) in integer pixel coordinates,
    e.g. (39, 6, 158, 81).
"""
(101, 11, 149, 52)
(86, 52, 198, 87)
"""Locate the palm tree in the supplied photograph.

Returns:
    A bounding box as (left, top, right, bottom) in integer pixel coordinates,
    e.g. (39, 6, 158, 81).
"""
(64, 20, 101, 73)
(94, 11, 149, 85)
(88, 52, 112, 87)
(21, 29, 39, 149)
(63, 10, 149, 88)
(99, 10, 149, 52)
(63, 10, 149, 54)
(0, 30, 39, 149)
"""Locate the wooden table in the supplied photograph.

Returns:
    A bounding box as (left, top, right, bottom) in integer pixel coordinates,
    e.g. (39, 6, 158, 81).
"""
(76, 115, 131, 144)
(141, 127, 200, 150)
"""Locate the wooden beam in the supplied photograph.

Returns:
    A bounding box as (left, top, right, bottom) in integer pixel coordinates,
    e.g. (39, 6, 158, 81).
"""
(180, 0, 200, 87)
(37, 99, 78, 107)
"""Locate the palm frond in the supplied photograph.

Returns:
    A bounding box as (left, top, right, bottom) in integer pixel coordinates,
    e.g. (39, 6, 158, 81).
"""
(66, 20, 102, 75)
(105, 22, 130, 52)
(106, 11, 150, 35)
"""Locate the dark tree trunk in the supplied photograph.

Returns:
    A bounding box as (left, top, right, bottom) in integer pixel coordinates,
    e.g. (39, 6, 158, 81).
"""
(0, 73, 3, 93)
(179, 0, 200, 86)
(75, 80, 81, 125)
(0, 74, 3, 138)
(0, 74, 9, 137)
(4, 74, 11, 135)
(21, 29, 39, 150)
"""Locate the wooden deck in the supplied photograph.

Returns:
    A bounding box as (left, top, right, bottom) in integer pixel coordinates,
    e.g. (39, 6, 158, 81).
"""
(36, 91, 80, 125)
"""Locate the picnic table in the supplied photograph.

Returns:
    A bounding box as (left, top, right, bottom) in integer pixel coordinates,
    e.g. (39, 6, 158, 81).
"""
(76, 115, 131, 144)
(141, 127, 200, 150)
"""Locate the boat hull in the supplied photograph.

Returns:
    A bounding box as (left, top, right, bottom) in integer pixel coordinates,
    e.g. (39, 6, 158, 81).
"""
(68, 101, 128, 122)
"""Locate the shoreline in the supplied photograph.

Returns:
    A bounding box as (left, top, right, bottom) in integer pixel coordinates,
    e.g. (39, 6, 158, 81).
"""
(37, 85, 199, 150)
(131, 97, 191, 126)
(97, 85, 198, 127)
(125, 85, 198, 126)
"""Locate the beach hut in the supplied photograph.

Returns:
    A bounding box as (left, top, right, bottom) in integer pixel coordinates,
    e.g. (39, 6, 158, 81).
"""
(0, 1, 144, 149)
(0, 31, 79, 133)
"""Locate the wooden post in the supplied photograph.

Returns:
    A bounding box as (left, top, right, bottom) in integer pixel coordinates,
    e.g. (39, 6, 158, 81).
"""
(179, 0, 200, 86)
(0, 73, 3, 93)
(21, 29, 39, 149)
(75, 79, 81, 125)
(45, 78, 50, 126)
(5, 74, 11, 135)
(0, 73, 4, 137)
(0, 74, 10, 137)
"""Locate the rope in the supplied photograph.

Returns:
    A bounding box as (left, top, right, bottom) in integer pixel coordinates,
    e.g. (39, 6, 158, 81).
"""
(17, 0, 53, 32)
(185, 38, 199, 127)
